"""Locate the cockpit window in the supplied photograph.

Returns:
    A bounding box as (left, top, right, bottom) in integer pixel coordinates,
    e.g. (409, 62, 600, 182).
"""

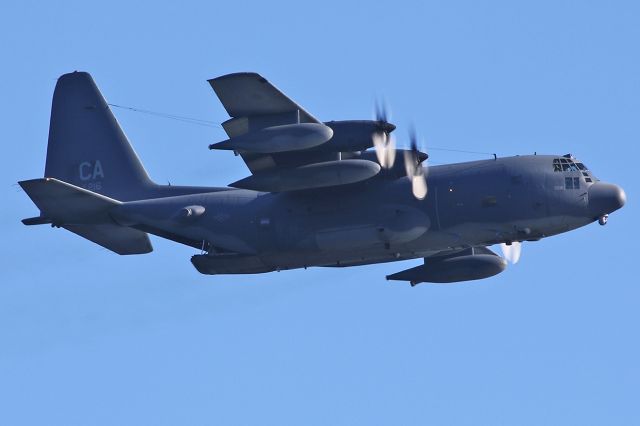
(553, 158, 585, 173)
(553, 158, 596, 183)
(575, 162, 587, 171)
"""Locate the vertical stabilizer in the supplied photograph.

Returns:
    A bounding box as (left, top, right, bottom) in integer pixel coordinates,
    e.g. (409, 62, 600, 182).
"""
(44, 71, 153, 201)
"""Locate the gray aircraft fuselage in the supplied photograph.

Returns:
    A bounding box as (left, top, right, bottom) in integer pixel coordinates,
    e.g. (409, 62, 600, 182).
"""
(112, 154, 625, 273)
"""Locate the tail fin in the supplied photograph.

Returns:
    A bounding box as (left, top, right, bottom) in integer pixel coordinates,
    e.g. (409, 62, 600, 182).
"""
(19, 178, 152, 255)
(44, 71, 153, 201)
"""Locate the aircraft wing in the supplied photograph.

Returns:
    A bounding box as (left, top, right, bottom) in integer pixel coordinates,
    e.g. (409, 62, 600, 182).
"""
(208, 72, 383, 192)
(208, 72, 352, 185)
(209, 72, 320, 124)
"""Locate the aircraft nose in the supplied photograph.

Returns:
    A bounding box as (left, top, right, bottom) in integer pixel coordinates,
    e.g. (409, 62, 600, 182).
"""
(588, 182, 626, 216)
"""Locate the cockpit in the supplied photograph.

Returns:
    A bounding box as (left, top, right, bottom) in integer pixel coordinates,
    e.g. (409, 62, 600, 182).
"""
(552, 155, 596, 187)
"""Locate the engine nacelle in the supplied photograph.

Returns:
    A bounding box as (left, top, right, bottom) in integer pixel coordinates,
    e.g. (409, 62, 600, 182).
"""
(212, 119, 393, 155)
(316, 120, 394, 153)
(386, 247, 507, 285)
(229, 159, 380, 192)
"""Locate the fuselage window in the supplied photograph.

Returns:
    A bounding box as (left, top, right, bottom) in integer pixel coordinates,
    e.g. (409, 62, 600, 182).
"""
(565, 177, 581, 189)
(565, 177, 573, 189)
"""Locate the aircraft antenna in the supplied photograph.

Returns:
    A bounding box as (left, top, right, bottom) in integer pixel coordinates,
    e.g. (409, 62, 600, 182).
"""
(108, 103, 224, 130)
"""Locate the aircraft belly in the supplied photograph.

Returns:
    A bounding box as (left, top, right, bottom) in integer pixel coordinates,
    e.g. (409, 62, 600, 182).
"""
(253, 227, 474, 270)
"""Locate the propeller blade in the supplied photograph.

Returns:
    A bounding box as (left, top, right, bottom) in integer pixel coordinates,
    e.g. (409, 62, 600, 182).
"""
(373, 132, 396, 168)
(500, 241, 522, 264)
(404, 126, 428, 199)
(371, 99, 398, 168)
(385, 134, 396, 168)
(374, 99, 389, 123)
(404, 149, 416, 177)
(409, 125, 418, 152)
(373, 132, 386, 165)
(412, 173, 427, 200)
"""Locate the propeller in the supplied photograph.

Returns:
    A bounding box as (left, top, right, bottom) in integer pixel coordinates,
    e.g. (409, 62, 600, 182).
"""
(403, 127, 429, 200)
(500, 241, 522, 264)
(372, 100, 396, 168)
(370, 101, 428, 200)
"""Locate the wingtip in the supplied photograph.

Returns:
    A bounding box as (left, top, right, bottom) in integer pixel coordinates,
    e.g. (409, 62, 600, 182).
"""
(208, 72, 265, 84)
(57, 70, 93, 82)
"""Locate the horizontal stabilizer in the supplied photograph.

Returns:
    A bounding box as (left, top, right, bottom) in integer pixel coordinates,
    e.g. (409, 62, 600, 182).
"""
(19, 178, 152, 255)
(64, 224, 151, 255)
(22, 216, 53, 226)
(19, 178, 120, 224)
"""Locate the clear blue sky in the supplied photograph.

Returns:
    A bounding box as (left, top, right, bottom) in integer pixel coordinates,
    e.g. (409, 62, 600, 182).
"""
(1, 1, 638, 424)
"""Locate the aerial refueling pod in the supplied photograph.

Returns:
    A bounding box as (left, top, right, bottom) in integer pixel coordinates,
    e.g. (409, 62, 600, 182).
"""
(386, 247, 507, 285)
(209, 123, 333, 153)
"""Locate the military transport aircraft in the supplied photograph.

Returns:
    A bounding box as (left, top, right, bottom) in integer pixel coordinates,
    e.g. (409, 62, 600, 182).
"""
(19, 72, 626, 285)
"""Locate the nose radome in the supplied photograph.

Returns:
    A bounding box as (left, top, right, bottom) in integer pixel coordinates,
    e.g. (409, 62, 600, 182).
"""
(588, 182, 626, 216)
